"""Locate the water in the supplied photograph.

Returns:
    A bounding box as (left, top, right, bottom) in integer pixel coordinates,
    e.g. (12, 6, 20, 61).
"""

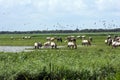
(0, 46, 65, 53)
(0, 45, 94, 53)
(0, 46, 33, 53)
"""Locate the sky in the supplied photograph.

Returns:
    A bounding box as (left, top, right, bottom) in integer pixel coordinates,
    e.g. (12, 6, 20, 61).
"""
(0, 0, 120, 31)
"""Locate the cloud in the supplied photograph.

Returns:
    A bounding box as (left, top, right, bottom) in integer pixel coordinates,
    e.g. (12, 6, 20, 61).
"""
(0, 0, 120, 13)
(95, 0, 120, 11)
(0, 0, 32, 7)
(48, 0, 87, 12)
(0, 0, 120, 29)
(0, 0, 87, 13)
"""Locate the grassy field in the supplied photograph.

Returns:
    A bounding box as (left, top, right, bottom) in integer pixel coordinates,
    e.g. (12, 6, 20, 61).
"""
(0, 33, 120, 80)
(0, 32, 119, 46)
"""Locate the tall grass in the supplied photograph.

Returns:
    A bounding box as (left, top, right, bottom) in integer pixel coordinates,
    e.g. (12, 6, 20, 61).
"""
(0, 47, 120, 80)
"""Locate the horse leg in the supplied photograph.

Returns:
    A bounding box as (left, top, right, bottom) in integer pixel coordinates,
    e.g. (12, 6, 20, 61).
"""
(74, 44, 77, 49)
(55, 45, 57, 49)
(68, 45, 69, 48)
(35, 46, 36, 49)
(38, 46, 39, 49)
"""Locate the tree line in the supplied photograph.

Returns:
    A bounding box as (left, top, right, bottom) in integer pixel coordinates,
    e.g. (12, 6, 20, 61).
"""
(0, 28, 120, 34)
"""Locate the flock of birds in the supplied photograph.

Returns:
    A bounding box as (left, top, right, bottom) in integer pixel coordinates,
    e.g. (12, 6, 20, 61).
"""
(0, 12, 120, 31)
(0, 8, 120, 30)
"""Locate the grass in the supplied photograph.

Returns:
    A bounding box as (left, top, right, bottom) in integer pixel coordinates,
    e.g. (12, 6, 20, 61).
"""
(0, 47, 120, 80)
(0, 33, 120, 80)
(0, 33, 106, 46)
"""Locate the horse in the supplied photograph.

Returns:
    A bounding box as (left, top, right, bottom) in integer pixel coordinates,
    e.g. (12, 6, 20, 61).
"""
(68, 41, 77, 49)
(82, 40, 91, 46)
(34, 42, 42, 49)
(56, 37, 62, 42)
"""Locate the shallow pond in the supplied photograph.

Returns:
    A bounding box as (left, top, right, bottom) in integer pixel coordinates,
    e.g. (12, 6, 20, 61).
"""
(0, 45, 92, 53)
(0, 46, 65, 53)
(0, 46, 33, 53)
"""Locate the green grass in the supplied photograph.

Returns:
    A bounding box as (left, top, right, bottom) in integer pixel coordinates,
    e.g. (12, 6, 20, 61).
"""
(0, 33, 120, 80)
(0, 33, 109, 46)
(0, 47, 120, 80)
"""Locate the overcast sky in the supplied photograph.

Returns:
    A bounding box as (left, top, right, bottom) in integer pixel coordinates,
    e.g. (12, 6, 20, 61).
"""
(0, 0, 120, 31)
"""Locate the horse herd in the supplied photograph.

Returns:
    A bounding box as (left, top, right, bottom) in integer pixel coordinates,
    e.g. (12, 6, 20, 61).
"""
(34, 36, 92, 49)
(10, 35, 120, 49)
(105, 35, 120, 48)
(11, 36, 31, 40)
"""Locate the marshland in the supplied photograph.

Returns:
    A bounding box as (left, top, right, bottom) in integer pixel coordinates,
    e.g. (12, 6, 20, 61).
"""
(0, 33, 120, 80)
